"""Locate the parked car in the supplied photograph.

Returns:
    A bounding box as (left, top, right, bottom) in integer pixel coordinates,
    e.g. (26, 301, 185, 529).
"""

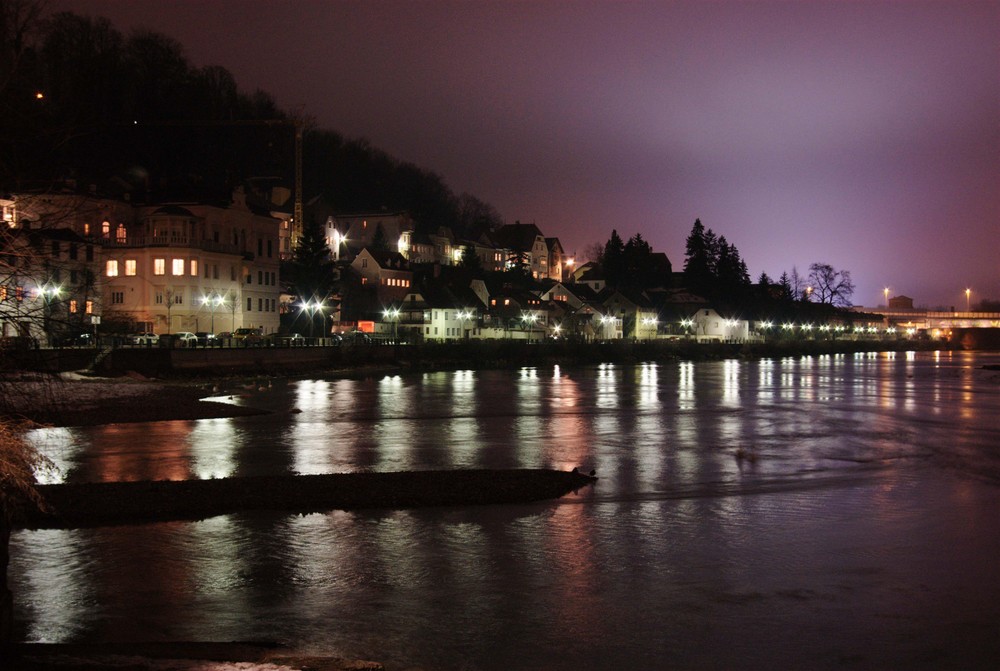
(341, 331, 371, 345)
(273, 332, 305, 346)
(172, 332, 199, 348)
(129, 333, 159, 346)
(194, 331, 216, 346)
(231, 327, 263, 346)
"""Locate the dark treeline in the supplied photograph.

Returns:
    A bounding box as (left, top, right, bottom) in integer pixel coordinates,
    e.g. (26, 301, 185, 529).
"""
(0, 5, 502, 239)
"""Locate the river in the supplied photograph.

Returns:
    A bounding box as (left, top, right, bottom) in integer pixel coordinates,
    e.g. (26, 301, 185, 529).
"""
(11, 350, 1000, 669)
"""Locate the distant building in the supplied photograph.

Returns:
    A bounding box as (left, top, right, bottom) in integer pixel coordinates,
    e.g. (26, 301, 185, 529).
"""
(888, 295, 914, 309)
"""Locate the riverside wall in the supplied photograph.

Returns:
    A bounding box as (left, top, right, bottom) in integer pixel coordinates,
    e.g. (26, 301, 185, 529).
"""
(3, 336, 977, 378)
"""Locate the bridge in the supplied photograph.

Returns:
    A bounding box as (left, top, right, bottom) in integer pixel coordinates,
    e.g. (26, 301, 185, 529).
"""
(857, 308, 1000, 334)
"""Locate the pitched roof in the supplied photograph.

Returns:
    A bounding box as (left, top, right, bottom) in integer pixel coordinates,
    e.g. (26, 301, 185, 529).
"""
(494, 222, 543, 251)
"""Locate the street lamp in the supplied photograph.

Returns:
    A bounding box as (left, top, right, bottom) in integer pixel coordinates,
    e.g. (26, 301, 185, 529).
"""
(457, 309, 474, 340)
(383, 306, 400, 342)
(884, 287, 889, 308)
(38, 283, 62, 346)
(965, 288, 971, 312)
(201, 293, 224, 334)
(302, 299, 325, 339)
(521, 311, 538, 339)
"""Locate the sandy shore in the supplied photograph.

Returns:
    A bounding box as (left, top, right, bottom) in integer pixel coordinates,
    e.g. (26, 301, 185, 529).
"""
(2, 372, 269, 427)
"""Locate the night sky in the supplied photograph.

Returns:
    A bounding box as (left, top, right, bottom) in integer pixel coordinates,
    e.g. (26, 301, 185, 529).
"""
(54, 1, 999, 308)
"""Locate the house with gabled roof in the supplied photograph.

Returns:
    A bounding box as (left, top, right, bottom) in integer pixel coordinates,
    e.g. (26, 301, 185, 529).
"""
(493, 222, 550, 279)
(545, 237, 566, 282)
(601, 287, 659, 340)
(393, 280, 484, 342)
(351, 248, 413, 303)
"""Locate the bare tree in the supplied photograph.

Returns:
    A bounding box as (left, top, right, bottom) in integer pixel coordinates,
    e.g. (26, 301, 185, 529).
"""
(808, 262, 856, 307)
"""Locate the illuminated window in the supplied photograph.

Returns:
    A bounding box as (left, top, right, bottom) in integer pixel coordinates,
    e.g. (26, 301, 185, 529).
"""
(85, 300, 93, 314)
(154, 258, 165, 275)
(116, 224, 126, 242)
(106, 260, 119, 277)
(361, 277, 367, 285)
(125, 259, 136, 276)
(69, 300, 78, 313)
(504, 299, 510, 306)
(172, 259, 184, 276)
(190, 259, 198, 276)
(101, 221, 110, 238)
(0, 287, 5, 301)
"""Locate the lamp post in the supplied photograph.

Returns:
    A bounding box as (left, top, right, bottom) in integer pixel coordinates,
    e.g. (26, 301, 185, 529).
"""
(884, 287, 889, 308)
(521, 311, 538, 340)
(37, 283, 62, 347)
(965, 288, 971, 312)
(201, 293, 224, 334)
(457, 309, 473, 340)
(383, 306, 400, 342)
(302, 299, 325, 339)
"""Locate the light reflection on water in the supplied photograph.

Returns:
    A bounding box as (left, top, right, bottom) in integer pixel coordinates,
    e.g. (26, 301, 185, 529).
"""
(12, 352, 1000, 669)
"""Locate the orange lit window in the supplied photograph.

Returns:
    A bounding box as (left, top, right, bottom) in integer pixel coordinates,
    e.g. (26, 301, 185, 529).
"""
(190, 259, 198, 276)
(106, 260, 119, 277)
(69, 300, 78, 313)
(116, 224, 126, 242)
(154, 258, 165, 275)
(101, 221, 110, 238)
(172, 259, 184, 276)
(85, 300, 93, 314)
(125, 259, 136, 276)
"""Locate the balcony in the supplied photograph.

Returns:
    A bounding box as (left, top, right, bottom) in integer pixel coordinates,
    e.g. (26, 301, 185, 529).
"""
(98, 236, 242, 256)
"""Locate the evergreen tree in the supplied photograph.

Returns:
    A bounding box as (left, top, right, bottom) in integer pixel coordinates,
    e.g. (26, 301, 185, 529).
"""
(459, 244, 483, 274)
(622, 233, 654, 290)
(778, 271, 794, 301)
(603, 229, 626, 286)
(288, 216, 335, 303)
(370, 222, 389, 253)
(683, 219, 714, 296)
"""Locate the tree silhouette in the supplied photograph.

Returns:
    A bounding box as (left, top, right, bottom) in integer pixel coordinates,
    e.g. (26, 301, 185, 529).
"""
(807, 263, 855, 307)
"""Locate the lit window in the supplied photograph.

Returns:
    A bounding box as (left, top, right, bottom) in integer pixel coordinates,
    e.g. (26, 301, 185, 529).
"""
(116, 224, 126, 242)
(85, 300, 93, 314)
(83, 223, 90, 236)
(154, 258, 165, 275)
(101, 221, 110, 238)
(125, 259, 136, 276)
(172, 259, 184, 276)
(190, 259, 198, 276)
(106, 260, 119, 277)
(69, 300, 78, 313)
(0, 287, 5, 301)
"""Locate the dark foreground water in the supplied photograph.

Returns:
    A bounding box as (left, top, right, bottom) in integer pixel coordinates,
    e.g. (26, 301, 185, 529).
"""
(12, 351, 1000, 670)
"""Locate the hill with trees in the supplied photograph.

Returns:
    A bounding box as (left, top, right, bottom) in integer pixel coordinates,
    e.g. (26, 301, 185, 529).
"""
(0, 4, 502, 239)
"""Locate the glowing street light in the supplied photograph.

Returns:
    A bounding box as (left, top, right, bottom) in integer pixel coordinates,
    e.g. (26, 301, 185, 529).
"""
(383, 306, 401, 342)
(965, 288, 971, 312)
(884, 287, 889, 307)
(201, 293, 225, 333)
(301, 299, 326, 339)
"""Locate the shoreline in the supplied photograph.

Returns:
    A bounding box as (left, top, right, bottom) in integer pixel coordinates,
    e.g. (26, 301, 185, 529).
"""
(20, 469, 598, 530)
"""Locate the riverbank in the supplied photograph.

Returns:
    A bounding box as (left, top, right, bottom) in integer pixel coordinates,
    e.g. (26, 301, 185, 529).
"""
(19, 469, 597, 529)
(9, 641, 388, 671)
